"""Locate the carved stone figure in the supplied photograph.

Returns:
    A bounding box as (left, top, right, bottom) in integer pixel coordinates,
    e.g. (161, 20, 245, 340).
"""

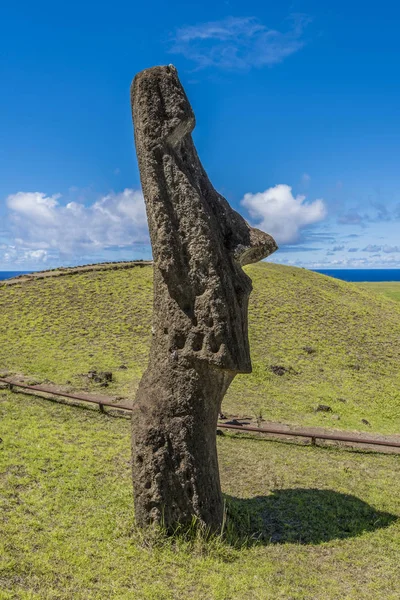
(131, 65, 277, 530)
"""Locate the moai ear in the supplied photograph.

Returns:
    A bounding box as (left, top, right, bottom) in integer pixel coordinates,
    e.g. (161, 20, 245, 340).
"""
(132, 65, 277, 373)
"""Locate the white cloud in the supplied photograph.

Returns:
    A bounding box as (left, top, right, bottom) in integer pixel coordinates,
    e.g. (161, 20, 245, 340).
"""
(7, 192, 60, 223)
(171, 14, 310, 70)
(382, 245, 400, 253)
(363, 244, 400, 254)
(241, 184, 327, 244)
(24, 249, 48, 261)
(363, 244, 382, 252)
(5, 188, 148, 258)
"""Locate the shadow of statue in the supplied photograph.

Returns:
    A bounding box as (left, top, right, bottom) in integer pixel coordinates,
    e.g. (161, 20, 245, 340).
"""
(224, 488, 397, 545)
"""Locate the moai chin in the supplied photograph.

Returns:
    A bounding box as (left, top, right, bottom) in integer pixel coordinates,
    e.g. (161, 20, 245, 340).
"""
(131, 65, 277, 531)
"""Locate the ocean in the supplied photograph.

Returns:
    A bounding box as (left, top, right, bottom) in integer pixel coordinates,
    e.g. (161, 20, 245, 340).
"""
(1, 269, 400, 283)
(312, 269, 400, 282)
(0, 271, 32, 281)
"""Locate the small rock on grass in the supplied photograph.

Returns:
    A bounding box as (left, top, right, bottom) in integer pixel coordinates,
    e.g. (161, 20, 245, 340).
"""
(303, 346, 316, 354)
(316, 404, 332, 413)
(87, 370, 113, 384)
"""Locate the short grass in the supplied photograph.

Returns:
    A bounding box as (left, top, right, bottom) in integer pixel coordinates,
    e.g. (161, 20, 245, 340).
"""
(1, 390, 400, 599)
(358, 281, 400, 304)
(1, 263, 399, 434)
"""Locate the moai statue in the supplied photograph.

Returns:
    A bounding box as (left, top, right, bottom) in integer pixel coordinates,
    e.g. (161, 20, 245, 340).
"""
(131, 65, 277, 531)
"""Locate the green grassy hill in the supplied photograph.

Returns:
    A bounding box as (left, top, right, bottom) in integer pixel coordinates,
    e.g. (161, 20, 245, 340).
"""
(2, 264, 400, 599)
(1, 387, 400, 599)
(1, 262, 400, 433)
(358, 281, 400, 303)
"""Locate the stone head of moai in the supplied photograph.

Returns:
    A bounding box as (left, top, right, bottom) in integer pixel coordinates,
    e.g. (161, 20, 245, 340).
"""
(132, 65, 277, 375)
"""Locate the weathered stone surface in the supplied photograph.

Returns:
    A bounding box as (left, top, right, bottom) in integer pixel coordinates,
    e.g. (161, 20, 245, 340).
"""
(131, 65, 277, 531)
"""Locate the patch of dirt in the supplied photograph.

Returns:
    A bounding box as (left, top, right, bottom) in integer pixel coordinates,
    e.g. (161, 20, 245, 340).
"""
(270, 365, 299, 376)
(316, 404, 332, 413)
(303, 346, 316, 354)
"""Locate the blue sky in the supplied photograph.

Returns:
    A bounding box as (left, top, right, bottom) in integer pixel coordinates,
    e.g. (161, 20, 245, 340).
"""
(1, 0, 399, 270)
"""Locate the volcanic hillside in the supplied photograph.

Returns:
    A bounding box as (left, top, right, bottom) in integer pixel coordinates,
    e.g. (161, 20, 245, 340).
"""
(1, 262, 399, 433)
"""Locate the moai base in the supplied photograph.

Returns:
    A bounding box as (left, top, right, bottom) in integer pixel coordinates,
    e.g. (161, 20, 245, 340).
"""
(131, 65, 277, 531)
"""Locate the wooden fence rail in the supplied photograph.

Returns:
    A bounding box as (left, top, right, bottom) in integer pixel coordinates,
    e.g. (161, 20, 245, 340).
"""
(1, 377, 400, 451)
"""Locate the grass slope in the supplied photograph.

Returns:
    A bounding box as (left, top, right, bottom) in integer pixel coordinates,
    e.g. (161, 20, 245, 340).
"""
(358, 281, 400, 304)
(1, 263, 400, 433)
(1, 390, 400, 599)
